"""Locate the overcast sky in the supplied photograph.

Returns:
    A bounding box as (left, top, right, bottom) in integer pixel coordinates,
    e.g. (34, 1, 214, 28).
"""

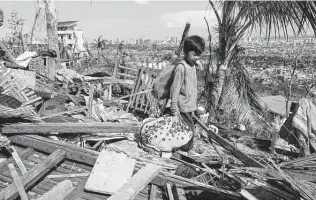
(0, 0, 218, 42)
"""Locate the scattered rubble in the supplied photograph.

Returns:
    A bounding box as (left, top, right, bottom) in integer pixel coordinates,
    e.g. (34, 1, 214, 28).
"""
(0, 21, 315, 200)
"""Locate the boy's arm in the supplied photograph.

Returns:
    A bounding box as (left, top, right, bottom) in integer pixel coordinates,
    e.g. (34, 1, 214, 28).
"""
(170, 64, 184, 115)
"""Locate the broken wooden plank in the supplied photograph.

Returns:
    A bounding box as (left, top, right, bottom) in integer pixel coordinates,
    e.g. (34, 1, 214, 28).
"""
(193, 115, 265, 168)
(126, 66, 146, 110)
(2, 122, 140, 134)
(107, 163, 161, 200)
(9, 135, 99, 165)
(21, 97, 42, 107)
(0, 149, 66, 200)
(64, 177, 88, 200)
(174, 187, 186, 200)
(0, 148, 34, 174)
(83, 76, 134, 86)
(85, 150, 136, 194)
(149, 184, 158, 200)
(87, 83, 94, 119)
(9, 146, 27, 175)
(37, 180, 74, 200)
(239, 189, 259, 200)
(8, 163, 28, 200)
(166, 183, 174, 200)
(47, 173, 90, 179)
(91, 140, 103, 149)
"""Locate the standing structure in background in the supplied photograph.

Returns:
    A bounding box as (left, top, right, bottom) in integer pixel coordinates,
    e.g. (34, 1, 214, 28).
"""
(57, 21, 87, 58)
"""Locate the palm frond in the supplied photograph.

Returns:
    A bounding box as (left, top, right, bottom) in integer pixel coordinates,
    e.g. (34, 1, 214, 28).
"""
(233, 63, 264, 117)
(214, 1, 316, 39)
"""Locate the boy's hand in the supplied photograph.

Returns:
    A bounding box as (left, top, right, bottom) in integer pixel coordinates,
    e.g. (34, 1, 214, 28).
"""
(171, 102, 180, 116)
(196, 60, 203, 71)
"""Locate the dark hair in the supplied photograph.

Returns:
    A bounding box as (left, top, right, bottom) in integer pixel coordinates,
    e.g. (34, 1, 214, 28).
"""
(183, 35, 205, 55)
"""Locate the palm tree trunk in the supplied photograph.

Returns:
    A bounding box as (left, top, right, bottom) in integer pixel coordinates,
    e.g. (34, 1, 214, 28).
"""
(175, 22, 190, 57)
(210, 64, 227, 110)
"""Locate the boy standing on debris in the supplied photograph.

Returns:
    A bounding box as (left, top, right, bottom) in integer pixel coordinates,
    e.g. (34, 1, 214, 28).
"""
(170, 35, 205, 152)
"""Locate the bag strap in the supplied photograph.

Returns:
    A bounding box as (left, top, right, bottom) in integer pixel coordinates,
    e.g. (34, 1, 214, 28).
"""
(159, 61, 186, 117)
(177, 60, 187, 87)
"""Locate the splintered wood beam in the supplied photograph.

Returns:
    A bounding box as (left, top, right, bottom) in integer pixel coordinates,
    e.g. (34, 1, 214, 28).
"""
(107, 163, 161, 200)
(0, 148, 34, 174)
(9, 135, 99, 165)
(174, 187, 187, 200)
(1, 122, 140, 134)
(239, 189, 259, 200)
(149, 184, 158, 200)
(0, 149, 66, 200)
(166, 183, 174, 200)
(9, 146, 27, 175)
(193, 115, 265, 168)
(87, 83, 94, 119)
(64, 177, 88, 200)
(37, 180, 74, 200)
(8, 164, 29, 200)
(47, 173, 90, 179)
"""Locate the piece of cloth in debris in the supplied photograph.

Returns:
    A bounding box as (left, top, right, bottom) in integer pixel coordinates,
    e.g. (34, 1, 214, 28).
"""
(83, 97, 138, 123)
(279, 98, 316, 155)
(140, 114, 193, 153)
(56, 68, 83, 83)
(175, 164, 199, 179)
(15, 51, 38, 68)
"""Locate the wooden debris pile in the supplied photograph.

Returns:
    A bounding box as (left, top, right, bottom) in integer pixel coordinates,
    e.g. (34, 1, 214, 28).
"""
(0, 63, 42, 122)
(0, 132, 313, 200)
(0, 62, 315, 200)
(0, 29, 315, 200)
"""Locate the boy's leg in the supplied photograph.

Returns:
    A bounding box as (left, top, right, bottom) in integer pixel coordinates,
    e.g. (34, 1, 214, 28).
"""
(179, 112, 195, 151)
